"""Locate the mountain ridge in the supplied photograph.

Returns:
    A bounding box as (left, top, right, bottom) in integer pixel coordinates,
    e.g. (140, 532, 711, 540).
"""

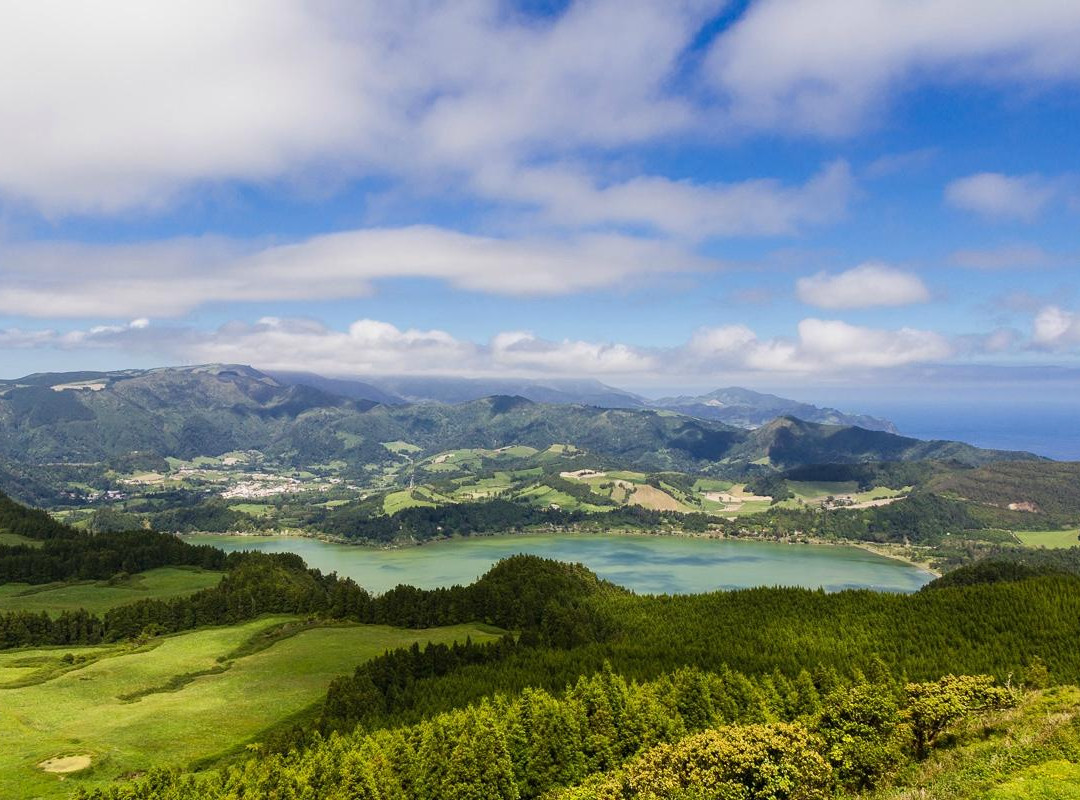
(0, 365, 1038, 478)
(652, 386, 897, 432)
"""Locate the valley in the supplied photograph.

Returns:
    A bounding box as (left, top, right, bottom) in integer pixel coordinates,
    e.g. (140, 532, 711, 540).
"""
(182, 531, 935, 594)
(2, 366, 1080, 800)
(7, 8, 1078, 796)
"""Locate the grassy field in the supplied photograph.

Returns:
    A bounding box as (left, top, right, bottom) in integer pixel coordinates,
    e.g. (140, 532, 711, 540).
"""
(0, 531, 43, 548)
(227, 502, 275, 517)
(1014, 529, 1080, 549)
(383, 488, 438, 514)
(0, 567, 224, 616)
(0, 615, 503, 799)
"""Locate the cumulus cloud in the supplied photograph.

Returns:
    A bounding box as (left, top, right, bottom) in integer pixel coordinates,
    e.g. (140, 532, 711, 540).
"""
(195, 318, 480, 375)
(687, 319, 952, 372)
(796, 263, 930, 309)
(0, 315, 957, 379)
(0, 1, 713, 215)
(491, 331, 658, 374)
(705, 0, 1080, 134)
(945, 173, 1058, 221)
(1033, 306, 1080, 349)
(0, 228, 711, 318)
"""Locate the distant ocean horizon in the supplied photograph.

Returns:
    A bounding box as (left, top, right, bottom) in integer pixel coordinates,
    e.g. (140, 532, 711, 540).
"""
(877, 403, 1080, 462)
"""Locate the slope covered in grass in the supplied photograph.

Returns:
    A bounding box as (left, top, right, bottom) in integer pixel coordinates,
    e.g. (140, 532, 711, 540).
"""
(1, 615, 501, 799)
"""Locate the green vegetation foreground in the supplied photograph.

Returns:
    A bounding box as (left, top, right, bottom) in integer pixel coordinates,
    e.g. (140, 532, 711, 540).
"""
(4, 490, 1080, 798)
(0, 617, 500, 799)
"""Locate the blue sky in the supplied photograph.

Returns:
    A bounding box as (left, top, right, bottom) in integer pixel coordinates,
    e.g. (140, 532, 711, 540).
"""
(1, 0, 1079, 399)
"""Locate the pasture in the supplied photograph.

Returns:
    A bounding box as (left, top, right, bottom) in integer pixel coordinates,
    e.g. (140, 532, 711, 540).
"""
(0, 531, 43, 548)
(0, 567, 224, 616)
(1014, 529, 1080, 549)
(0, 615, 502, 799)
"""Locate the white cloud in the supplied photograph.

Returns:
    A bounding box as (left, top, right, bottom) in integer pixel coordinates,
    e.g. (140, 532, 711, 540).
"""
(1033, 306, 1080, 348)
(687, 325, 758, 357)
(192, 318, 480, 375)
(796, 263, 930, 309)
(475, 159, 855, 240)
(1, 315, 957, 378)
(705, 0, 1080, 134)
(945, 173, 1057, 221)
(0, 1, 714, 215)
(3, 1, 1079, 219)
(792, 319, 952, 369)
(688, 318, 952, 372)
(491, 331, 658, 374)
(0, 227, 711, 318)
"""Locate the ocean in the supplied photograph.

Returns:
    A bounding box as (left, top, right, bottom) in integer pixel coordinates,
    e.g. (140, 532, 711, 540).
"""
(871, 402, 1080, 461)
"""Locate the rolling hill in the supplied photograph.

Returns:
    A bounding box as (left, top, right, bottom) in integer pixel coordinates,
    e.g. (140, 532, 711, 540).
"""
(0, 365, 1037, 483)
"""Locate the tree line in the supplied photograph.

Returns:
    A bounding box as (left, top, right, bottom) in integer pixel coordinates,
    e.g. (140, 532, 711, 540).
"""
(76, 663, 1015, 800)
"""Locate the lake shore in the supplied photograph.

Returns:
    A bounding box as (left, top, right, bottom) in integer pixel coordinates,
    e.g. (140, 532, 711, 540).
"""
(181, 524, 941, 579)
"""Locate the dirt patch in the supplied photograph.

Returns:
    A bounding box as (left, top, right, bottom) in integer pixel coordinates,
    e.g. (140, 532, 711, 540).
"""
(1007, 501, 1041, 513)
(39, 755, 92, 773)
(629, 485, 685, 512)
(844, 496, 904, 510)
(702, 487, 772, 512)
(560, 469, 606, 480)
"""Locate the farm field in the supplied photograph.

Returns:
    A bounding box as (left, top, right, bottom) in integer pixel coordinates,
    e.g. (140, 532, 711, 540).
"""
(1014, 529, 1080, 549)
(0, 615, 503, 799)
(0, 567, 224, 616)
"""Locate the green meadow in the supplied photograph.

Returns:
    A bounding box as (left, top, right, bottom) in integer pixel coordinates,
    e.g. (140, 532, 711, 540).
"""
(0, 567, 225, 616)
(0, 616, 502, 799)
(1014, 529, 1080, 549)
(0, 531, 43, 548)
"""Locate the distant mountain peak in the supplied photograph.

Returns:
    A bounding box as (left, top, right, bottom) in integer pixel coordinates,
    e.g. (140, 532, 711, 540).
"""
(652, 387, 897, 433)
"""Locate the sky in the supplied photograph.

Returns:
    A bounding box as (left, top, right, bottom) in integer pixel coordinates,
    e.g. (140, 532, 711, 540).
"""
(2, 0, 1080, 403)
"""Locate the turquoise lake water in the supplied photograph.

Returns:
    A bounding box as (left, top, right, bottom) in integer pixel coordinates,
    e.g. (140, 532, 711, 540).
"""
(184, 533, 934, 595)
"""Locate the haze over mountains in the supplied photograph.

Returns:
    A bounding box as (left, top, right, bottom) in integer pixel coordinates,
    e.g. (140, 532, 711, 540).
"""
(0, 365, 1035, 480)
(269, 371, 897, 431)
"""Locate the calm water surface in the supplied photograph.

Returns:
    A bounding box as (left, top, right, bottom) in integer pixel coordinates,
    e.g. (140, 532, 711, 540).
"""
(184, 533, 934, 595)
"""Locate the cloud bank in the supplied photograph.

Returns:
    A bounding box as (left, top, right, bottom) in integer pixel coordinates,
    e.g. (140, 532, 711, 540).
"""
(3, 2, 1080, 215)
(0, 315, 957, 380)
(0, 229, 713, 318)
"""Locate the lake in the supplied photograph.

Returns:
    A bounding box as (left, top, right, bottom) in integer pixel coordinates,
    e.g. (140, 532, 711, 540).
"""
(184, 533, 934, 595)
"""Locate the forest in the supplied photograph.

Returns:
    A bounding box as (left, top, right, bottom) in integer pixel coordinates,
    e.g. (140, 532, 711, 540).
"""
(4, 488, 1080, 798)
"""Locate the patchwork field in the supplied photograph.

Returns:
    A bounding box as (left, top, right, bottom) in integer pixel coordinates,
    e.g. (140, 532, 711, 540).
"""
(0, 567, 224, 616)
(0, 616, 502, 799)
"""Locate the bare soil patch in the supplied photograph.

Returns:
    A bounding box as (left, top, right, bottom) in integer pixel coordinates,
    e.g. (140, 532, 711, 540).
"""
(629, 485, 685, 512)
(38, 755, 91, 773)
(560, 469, 606, 480)
(702, 487, 772, 512)
(845, 496, 904, 510)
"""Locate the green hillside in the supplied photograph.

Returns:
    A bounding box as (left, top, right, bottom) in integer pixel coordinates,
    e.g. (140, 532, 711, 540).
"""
(0, 366, 1036, 482)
